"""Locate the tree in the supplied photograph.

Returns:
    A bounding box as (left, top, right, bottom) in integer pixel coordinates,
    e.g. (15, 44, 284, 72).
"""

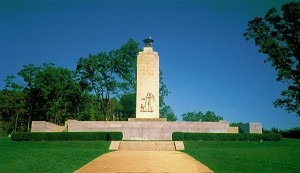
(34, 64, 82, 125)
(244, 2, 300, 116)
(3, 63, 85, 127)
(76, 51, 118, 120)
(181, 111, 223, 122)
(159, 70, 169, 109)
(201, 111, 223, 122)
(2, 75, 28, 132)
(17, 64, 43, 129)
(0, 89, 27, 132)
(114, 39, 141, 92)
(182, 111, 203, 121)
(76, 39, 140, 120)
(230, 122, 245, 127)
(119, 93, 136, 120)
(76, 94, 102, 121)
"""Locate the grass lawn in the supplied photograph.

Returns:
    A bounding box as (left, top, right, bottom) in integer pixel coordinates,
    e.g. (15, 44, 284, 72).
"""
(184, 138, 300, 173)
(0, 137, 110, 173)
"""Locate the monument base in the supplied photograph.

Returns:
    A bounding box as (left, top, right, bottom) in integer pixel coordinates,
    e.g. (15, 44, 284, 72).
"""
(128, 118, 167, 122)
(31, 120, 261, 140)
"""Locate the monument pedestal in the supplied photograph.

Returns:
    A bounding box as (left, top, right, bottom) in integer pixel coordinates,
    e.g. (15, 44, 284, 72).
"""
(128, 118, 167, 122)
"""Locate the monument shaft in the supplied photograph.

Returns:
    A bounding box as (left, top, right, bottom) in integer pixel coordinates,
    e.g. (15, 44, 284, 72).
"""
(136, 44, 160, 118)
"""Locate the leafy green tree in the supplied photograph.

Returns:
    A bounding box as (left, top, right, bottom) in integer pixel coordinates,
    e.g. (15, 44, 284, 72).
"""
(34, 64, 82, 124)
(76, 39, 140, 120)
(244, 2, 300, 116)
(3, 63, 85, 127)
(76, 51, 121, 121)
(114, 39, 141, 92)
(182, 111, 203, 121)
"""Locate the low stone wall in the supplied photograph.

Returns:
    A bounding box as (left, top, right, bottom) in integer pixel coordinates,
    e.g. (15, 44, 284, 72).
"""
(66, 120, 230, 140)
(31, 121, 65, 132)
(31, 120, 262, 140)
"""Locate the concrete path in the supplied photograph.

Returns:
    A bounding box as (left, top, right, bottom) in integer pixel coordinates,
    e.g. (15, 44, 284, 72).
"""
(75, 151, 214, 173)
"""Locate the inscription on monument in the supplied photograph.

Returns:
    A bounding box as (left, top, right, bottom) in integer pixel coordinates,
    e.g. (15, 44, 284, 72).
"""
(140, 60, 157, 76)
(140, 92, 155, 112)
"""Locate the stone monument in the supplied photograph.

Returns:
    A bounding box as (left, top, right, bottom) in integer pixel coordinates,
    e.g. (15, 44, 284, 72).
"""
(135, 37, 160, 119)
(31, 38, 263, 140)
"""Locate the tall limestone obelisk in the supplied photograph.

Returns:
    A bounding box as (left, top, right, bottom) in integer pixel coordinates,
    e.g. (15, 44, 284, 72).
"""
(135, 37, 160, 119)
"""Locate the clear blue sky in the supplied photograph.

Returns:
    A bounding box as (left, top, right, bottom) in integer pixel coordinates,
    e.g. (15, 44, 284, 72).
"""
(1, 0, 299, 129)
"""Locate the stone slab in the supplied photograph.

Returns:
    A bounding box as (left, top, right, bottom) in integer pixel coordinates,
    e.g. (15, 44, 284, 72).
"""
(175, 141, 185, 150)
(109, 141, 120, 150)
(65, 120, 230, 140)
(31, 121, 65, 132)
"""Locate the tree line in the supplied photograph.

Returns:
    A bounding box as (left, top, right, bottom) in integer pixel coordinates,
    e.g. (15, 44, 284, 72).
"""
(0, 39, 176, 133)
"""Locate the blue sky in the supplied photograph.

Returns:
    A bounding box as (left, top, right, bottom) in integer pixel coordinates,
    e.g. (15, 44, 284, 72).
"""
(1, 0, 299, 129)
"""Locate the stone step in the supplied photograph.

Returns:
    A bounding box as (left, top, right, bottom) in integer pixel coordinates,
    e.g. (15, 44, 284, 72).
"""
(109, 141, 120, 150)
(118, 141, 176, 151)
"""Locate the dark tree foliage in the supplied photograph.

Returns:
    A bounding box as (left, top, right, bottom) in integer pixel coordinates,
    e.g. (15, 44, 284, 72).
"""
(0, 89, 26, 132)
(244, 2, 300, 116)
(34, 64, 82, 124)
(201, 111, 223, 122)
(181, 111, 202, 122)
(119, 93, 136, 120)
(181, 111, 223, 122)
(1, 63, 84, 130)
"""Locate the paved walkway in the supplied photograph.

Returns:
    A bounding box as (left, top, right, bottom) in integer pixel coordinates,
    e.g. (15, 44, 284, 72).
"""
(75, 151, 214, 173)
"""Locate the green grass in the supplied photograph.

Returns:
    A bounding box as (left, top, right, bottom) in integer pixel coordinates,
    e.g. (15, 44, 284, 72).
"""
(0, 137, 110, 173)
(2, 137, 300, 173)
(184, 138, 300, 173)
